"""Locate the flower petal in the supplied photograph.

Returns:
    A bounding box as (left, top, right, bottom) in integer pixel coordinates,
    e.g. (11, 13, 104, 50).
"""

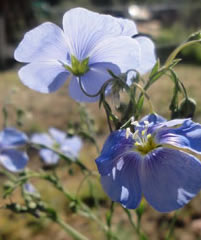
(31, 133, 54, 148)
(141, 147, 201, 212)
(0, 128, 28, 148)
(23, 183, 37, 194)
(18, 61, 70, 93)
(100, 152, 142, 209)
(95, 129, 134, 176)
(39, 149, 59, 165)
(139, 113, 166, 125)
(135, 36, 156, 74)
(14, 22, 70, 63)
(62, 8, 122, 60)
(61, 136, 82, 159)
(117, 18, 138, 36)
(68, 62, 120, 102)
(90, 36, 140, 73)
(0, 149, 29, 172)
(126, 36, 156, 84)
(49, 128, 66, 144)
(156, 119, 201, 154)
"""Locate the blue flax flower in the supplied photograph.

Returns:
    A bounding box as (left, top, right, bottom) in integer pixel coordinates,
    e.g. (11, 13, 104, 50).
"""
(31, 128, 82, 165)
(0, 128, 29, 172)
(14, 7, 156, 102)
(95, 114, 201, 212)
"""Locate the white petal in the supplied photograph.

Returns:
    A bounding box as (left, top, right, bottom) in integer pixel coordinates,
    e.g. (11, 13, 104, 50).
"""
(14, 22, 70, 63)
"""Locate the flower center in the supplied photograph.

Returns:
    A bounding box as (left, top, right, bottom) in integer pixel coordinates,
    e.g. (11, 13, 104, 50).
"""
(134, 133, 158, 155)
(64, 55, 90, 76)
(53, 142, 60, 150)
(126, 120, 159, 155)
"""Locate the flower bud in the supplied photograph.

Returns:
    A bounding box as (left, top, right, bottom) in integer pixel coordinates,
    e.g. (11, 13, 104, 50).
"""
(179, 98, 196, 118)
(188, 31, 201, 41)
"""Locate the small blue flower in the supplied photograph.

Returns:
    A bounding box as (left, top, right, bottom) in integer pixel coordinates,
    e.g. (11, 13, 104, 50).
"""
(14, 7, 156, 102)
(0, 128, 29, 172)
(31, 128, 82, 165)
(95, 114, 201, 212)
(23, 183, 37, 194)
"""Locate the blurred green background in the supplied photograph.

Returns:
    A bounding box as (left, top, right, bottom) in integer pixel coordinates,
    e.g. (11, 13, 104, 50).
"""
(0, 0, 201, 239)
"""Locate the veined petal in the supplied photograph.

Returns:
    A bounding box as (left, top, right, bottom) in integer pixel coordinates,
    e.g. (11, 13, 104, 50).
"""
(135, 36, 156, 74)
(156, 118, 188, 129)
(126, 37, 156, 84)
(14, 22, 70, 63)
(151, 118, 188, 134)
(117, 18, 138, 36)
(101, 152, 142, 209)
(68, 62, 120, 102)
(141, 147, 201, 212)
(0, 128, 28, 148)
(156, 119, 201, 154)
(18, 61, 70, 93)
(61, 136, 82, 159)
(39, 149, 59, 165)
(95, 129, 134, 176)
(89, 36, 140, 73)
(31, 133, 54, 148)
(49, 128, 66, 144)
(63, 8, 122, 60)
(139, 114, 166, 125)
(0, 149, 29, 172)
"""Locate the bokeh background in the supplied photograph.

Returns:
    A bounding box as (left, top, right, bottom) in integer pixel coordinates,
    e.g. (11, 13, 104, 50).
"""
(0, 0, 201, 239)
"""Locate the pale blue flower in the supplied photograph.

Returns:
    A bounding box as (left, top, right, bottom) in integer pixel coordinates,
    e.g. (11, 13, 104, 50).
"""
(23, 183, 37, 194)
(0, 128, 29, 172)
(14, 8, 156, 102)
(31, 128, 82, 165)
(95, 114, 201, 212)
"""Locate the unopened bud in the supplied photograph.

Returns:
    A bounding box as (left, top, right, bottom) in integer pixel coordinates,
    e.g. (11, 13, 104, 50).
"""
(179, 98, 196, 118)
(188, 31, 201, 41)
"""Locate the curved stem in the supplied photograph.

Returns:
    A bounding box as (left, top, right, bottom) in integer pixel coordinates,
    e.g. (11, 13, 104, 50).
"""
(168, 69, 188, 99)
(165, 40, 201, 68)
(78, 77, 114, 98)
(133, 83, 154, 113)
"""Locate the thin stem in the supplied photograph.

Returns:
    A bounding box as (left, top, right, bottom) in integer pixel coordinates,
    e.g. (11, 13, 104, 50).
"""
(0, 169, 16, 181)
(30, 143, 91, 174)
(168, 69, 188, 99)
(106, 201, 115, 240)
(165, 211, 178, 240)
(123, 208, 138, 232)
(134, 83, 154, 113)
(16, 170, 110, 237)
(78, 76, 114, 98)
(165, 40, 201, 68)
(120, 117, 134, 129)
(104, 105, 113, 133)
(54, 216, 89, 240)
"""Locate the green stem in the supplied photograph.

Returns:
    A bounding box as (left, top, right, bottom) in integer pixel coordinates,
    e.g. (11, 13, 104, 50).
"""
(134, 83, 154, 113)
(165, 40, 201, 68)
(54, 216, 89, 240)
(0, 169, 16, 181)
(30, 143, 91, 174)
(106, 201, 115, 240)
(104, 103, 113, 132)
(165, 211, 178, 240)
(17, 170, 109, 237)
